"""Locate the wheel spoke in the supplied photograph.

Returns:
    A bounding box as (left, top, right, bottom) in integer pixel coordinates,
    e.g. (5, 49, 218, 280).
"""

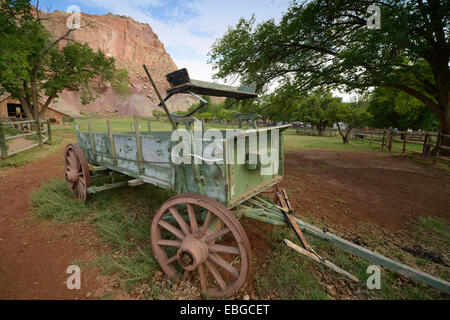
(76, 183, 82, 200)
(204, 260, 227, 291)
(209, 253, 240, 278)
(158, 239, 182, 247)
(187, 203, 198, 233)
(158, 220, 185, 240)
(169, 206, 190, 236)
(208, 244, 240, 255)
(166, 255, 177, 265)
(182, 269, 190, 282)
(201, 211, 212, 236)
(198, 264, 207, 292)
(205, 227, 230, 243)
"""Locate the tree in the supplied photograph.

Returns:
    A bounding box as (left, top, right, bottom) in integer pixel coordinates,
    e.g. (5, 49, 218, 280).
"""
(291, 90, 340, 135)
(217, 109, 234, 124)
(198, 112, 213, 122)
(368, 86, 439, 131)
(0, 0, 128, 144)
(209, 0, 450, 144)
(152, 109, 166, 120)
(328, 100, 372, 143)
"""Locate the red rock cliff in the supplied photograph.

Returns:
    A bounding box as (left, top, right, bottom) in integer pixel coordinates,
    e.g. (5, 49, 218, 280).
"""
(42, 11, 194, 117)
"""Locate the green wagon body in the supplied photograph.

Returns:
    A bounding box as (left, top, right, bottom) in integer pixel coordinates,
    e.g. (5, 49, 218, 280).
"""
(75, 123, 289, 208)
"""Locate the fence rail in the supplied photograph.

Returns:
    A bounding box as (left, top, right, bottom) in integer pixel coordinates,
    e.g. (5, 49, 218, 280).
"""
(353, 129, 450, 164)
(295, 128, 339, 137)
(0, 119, 52, 159)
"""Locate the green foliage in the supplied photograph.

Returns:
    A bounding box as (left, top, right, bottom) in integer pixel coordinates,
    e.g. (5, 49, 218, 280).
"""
(290, 90, 341, 134)
(0, 0, 129, 119)
(216, 109, 234, 122)
(152, 110, 166, 120)
(197, 112, 213, 121)
(209, 0, 450, 134)
(368, 87, 439, 131)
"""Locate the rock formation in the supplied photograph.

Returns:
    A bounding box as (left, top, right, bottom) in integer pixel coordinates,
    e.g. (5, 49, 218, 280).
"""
(42, 10, 194, 117)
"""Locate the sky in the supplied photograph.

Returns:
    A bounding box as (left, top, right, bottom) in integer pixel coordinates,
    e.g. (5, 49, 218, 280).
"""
(36, 0, 292, 83)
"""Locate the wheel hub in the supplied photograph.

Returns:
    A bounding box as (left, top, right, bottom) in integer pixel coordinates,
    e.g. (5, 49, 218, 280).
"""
(176, 236, 208, 271)
(66, 170, 79, 183)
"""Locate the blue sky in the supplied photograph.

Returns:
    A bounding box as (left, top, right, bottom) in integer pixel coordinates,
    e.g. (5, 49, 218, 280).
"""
(36, 0, 292, 83)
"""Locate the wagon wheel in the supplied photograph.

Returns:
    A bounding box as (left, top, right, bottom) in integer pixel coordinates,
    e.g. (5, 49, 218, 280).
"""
(151, 194, 252, 298)
(64, 144, 91, 202)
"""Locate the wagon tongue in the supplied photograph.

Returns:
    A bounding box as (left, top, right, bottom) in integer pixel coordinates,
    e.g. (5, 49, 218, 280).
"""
(276, 187, 359, 282)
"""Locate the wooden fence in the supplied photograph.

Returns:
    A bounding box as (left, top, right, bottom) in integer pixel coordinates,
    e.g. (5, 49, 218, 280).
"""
(0, 119, 52, 159)
(295, 127, 339, 137)
(352, 129, 450, 164)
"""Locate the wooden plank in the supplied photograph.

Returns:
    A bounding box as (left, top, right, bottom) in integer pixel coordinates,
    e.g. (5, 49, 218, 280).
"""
(88, 120, 95, 154)
(106, 120, 116, 160)
(5, 131, 39, 141)
(292, 217, 450, 294)
(134, 117, 143, 162)
(284, 239, 359, 282)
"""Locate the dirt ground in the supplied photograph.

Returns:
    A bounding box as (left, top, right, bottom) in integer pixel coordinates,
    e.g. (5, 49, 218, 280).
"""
(280, 150, 450, 231)
(0, 148, 449, 299)
(0, 150, 102, 299)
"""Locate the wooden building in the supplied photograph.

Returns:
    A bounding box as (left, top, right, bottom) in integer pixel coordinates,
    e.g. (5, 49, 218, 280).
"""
(0, 92, 71, 123)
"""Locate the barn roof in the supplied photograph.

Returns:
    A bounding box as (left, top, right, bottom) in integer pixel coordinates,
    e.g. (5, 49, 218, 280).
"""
(0, 91, 12, 102)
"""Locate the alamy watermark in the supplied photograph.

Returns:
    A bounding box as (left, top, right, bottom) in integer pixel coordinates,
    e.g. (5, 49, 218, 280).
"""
(367, 4, 381, 29)
(66, 5, 81, 30)
(171, 120, 280, 176)
(66, 265, 81, 290)
(366, 265, 381, 289)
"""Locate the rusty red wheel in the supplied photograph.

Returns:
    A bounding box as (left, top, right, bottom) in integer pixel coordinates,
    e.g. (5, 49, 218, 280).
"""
(64, 144, 91, 202)
(151, 194, 252, 298)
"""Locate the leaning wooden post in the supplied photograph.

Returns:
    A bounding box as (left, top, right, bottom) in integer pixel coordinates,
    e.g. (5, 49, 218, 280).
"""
(433, 132, 441, 165)
(46, 119, 52, 142)
(402, 132, 407, 154)
(0, 120, 8, 159)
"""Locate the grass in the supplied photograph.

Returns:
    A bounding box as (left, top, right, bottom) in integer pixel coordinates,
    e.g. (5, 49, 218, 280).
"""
(253, 226, 329, 300)
(30, 177, 174, 297)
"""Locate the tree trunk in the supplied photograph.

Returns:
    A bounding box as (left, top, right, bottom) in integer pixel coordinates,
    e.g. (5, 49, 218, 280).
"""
(440, 104, 450, 155)
(17, 95, 35, 120)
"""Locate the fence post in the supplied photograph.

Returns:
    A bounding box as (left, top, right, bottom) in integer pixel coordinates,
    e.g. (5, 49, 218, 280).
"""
(433, 132, 441, 165)
(402, 132, 407, 154)
(46, 119, 52, 142)
(0, 120, 7, 159)
(421, 132, 430, 160)
(381, 130, 386, 149)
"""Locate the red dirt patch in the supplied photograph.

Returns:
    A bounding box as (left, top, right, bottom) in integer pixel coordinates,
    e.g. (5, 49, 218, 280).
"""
(0, 150, 101, 299)
(279, 150, 450, 231)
